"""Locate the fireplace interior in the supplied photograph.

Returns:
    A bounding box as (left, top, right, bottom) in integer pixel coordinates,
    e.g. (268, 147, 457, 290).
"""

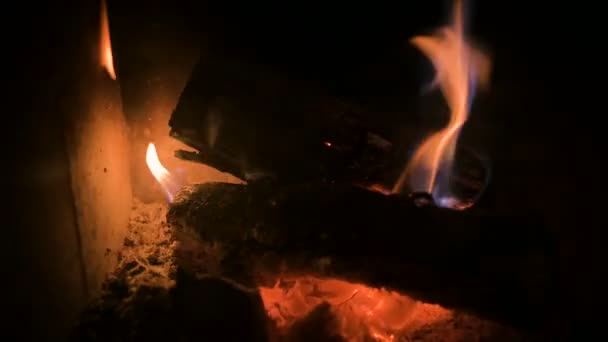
(10, 0, 600, 341)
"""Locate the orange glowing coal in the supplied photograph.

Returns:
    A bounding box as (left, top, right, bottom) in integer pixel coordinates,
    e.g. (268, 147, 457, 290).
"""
(259, 276, 450, 341)
(100, 0, 116, 80)
(146, 143, 182, 202)
(393, 0, 490, 209)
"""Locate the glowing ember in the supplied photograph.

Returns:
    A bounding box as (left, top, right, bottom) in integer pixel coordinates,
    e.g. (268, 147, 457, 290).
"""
(367, 184, 393, 196)
(393, 0, 490, 209)
(100, 0, 116, 80)
(259, 276, 450, 341)
(146, 143, 182, 202)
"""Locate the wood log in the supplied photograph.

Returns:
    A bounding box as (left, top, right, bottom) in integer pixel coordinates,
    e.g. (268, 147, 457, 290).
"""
(167, 53, 414, 186)
(167, 182, 556, 332)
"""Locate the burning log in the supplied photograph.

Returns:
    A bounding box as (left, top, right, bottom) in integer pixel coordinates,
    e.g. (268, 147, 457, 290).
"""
(167, 182, 555, 332)
(167, 51, 421, 187)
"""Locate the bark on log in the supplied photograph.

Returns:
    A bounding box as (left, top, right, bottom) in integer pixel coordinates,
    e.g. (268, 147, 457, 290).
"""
(167, 182, 556, 332)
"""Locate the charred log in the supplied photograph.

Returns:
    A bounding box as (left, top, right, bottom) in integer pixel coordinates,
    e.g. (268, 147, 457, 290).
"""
(167, 182, 556, 333)
(167, 51, 427, 187)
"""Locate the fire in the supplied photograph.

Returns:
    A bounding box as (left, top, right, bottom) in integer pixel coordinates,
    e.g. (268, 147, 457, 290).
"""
(100, 0, 116, 80)
(259, 2, 483, 336)
(259, 276, 450, 341)
(146, 143, 181, 202)
(139, 2, 475, 340)
(393, 0, 490, 208)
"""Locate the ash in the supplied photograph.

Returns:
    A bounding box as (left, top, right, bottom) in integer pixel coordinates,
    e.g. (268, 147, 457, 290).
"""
(70, 199, 178, 341)
(71, 199, 524, 342)
(117, 199, 176, 289)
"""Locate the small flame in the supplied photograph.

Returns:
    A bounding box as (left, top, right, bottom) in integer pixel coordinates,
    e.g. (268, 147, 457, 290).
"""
(100, 0, 116, 80)
(393, 0, 490, 208)
(146, 143, 181, 202)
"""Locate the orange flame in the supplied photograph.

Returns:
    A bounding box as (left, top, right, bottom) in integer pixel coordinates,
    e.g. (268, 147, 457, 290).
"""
(100, 0, 116, 80)
(393, 0, 490, 207)
(146, 143, 181, 202)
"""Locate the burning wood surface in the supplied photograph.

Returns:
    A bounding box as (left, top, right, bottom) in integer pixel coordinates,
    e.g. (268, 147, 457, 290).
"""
(138, 143, 546, 341)
(72, 197, 525, 342)
(168, 183, 550, 335)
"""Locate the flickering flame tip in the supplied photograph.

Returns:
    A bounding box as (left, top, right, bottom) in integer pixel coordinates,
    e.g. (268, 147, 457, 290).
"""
(146, 143, 181, 202)
(394, 0, 490, 210)
(100, 0, 116, 80)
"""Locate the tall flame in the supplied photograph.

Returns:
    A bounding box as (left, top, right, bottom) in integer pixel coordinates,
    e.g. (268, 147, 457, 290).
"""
(393, 0, 490, 207)
(100, 0, 116, 80)
(146, 143, 181, 202)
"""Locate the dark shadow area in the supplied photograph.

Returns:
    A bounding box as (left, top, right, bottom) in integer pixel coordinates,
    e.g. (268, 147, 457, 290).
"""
(71, 270, 270, 341)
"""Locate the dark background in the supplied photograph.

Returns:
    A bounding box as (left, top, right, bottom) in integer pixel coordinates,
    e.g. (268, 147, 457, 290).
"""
(8, 0, 603, 340)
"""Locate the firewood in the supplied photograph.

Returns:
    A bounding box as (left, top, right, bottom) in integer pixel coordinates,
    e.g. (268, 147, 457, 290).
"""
(167, 182, 556, 332)
(168, 54, 412, 187)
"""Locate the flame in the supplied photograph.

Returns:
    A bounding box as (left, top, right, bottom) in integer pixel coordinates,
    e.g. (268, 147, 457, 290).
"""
(100, 0, 116, 80)
(259, 276, 450, 341)
(393, 0, 490, 208)
(146, 143, 181, 202)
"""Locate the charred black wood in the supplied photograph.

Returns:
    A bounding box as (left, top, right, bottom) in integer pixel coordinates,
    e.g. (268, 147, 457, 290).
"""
(174, 149, 247, 181)
(168, 50, 426, 187)
(167, 182, 556, 333)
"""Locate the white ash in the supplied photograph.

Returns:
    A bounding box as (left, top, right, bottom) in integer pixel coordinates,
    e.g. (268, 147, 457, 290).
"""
(115, 198, 176, 289)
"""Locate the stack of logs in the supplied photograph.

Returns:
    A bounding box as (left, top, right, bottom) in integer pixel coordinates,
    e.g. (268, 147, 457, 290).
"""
(167, 181, 557, 334)
(165, 49, 556, 339)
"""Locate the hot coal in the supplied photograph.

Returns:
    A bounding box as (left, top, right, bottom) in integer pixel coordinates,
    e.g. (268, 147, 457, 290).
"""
(168, 182, 556, 333)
